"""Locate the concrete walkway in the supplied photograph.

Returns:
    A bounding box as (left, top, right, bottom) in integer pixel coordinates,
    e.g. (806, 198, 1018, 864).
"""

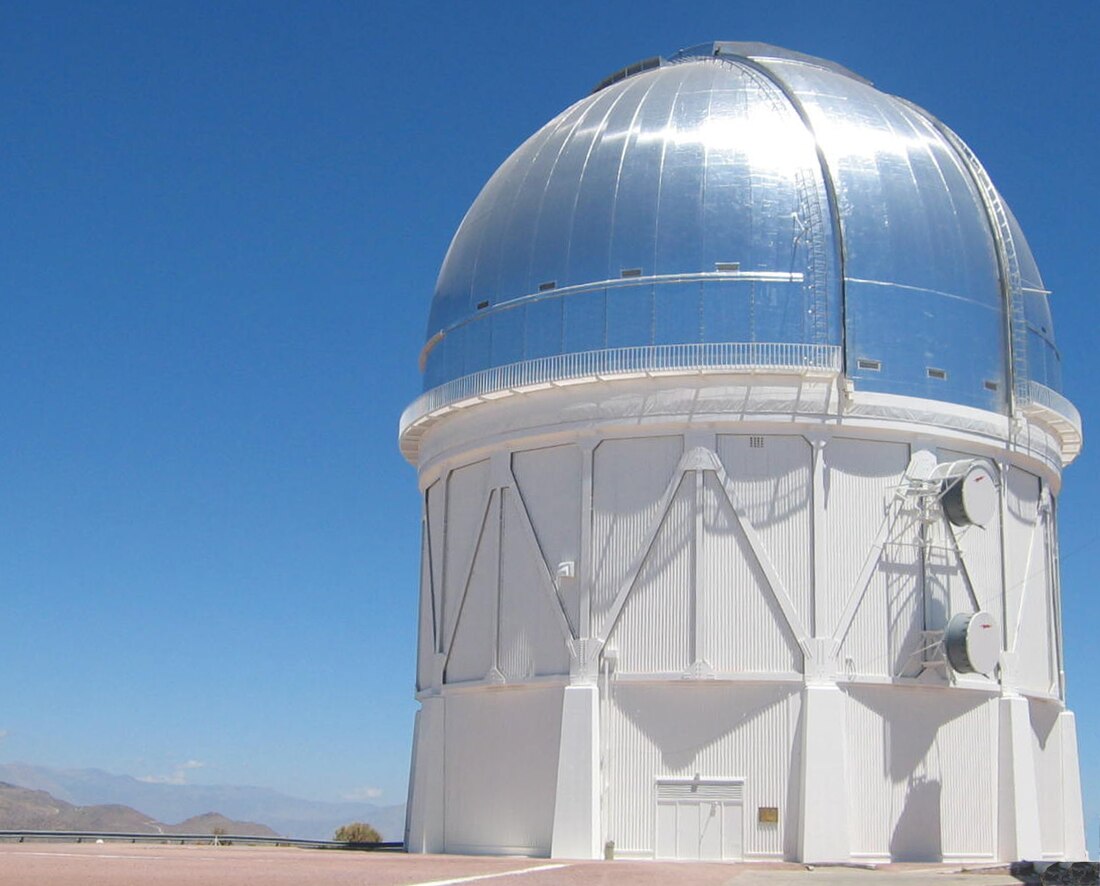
(0, 843, 1041, 886)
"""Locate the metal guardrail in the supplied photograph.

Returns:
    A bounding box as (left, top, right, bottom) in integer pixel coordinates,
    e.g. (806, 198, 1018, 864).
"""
(0, 830, 403, 851)
(397, 343, 1082, 463)
(1025, 380, 1082, 435)
(400, 342, 843, 437)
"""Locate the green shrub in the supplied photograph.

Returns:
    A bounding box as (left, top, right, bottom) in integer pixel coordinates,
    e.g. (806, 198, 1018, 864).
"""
(334, 822, 382, 843)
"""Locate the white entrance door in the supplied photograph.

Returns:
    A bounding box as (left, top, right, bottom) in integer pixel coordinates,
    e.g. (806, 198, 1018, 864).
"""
(655, 780, 744, 860)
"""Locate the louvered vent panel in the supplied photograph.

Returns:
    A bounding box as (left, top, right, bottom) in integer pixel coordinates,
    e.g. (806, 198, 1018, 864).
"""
(657, 781, 744, 801)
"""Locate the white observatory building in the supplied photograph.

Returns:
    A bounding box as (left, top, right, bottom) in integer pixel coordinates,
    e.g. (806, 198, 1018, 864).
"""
(399, 42, 1085, 863)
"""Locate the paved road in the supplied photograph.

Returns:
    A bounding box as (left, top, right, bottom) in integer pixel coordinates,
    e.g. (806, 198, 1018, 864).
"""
(0, 843, 1036, 886)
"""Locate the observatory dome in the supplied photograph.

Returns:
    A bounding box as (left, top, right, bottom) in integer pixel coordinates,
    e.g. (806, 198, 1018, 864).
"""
(420, 42, 1060, 414)
(404, 41, 1086, 865)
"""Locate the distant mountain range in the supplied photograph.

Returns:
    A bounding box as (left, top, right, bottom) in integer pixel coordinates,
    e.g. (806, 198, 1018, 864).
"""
(0, 763, 405, 842)
(0, 782, 276, 836)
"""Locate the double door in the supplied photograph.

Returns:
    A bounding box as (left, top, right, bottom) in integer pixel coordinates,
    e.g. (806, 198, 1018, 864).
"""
(654, 779, 744, 861)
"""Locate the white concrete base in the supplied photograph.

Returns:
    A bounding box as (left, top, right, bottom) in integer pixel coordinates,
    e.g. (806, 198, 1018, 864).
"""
(550, 684, 600, 859)
(405, 696, 445, 853)
(998, 695, 1042, 861)
(1059, 711, 1087, 859)
(798, 683, 850, 863)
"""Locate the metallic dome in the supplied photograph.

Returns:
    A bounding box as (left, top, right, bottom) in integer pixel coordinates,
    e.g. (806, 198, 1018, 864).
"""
(420, 42, 1061, 414)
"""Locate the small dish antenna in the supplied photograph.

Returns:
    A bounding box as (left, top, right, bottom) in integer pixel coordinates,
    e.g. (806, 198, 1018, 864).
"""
(943, 610, 1000, 674)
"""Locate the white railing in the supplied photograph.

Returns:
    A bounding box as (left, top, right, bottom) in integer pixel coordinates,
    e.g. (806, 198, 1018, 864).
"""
(400, 342, 842, 435)
(1024, 381, 1082, 435)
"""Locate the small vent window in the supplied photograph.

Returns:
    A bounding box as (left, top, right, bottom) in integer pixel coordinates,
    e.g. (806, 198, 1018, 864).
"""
(715, 261, 740, 272)
(538, 281, 556, 292)
(927, 367, 947, 380)
(857, 358, 881, 371)
(476, 300, 489, 310)
(984, 380, 1000, 392)
(749, 436, 765, 449)
(620, 267, 642, 278)
(657, 780, 744, 801)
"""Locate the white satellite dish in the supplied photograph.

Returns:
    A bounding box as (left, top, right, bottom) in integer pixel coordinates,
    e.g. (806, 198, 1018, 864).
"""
(941, 463, 998, 527)
(944, 610, 1000, 675)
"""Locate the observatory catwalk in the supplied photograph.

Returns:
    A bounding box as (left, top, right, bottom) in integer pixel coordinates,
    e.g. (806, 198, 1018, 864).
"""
(398, 43, 1085, 863)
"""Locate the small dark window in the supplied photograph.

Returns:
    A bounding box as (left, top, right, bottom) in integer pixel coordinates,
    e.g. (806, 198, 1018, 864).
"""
(749, 436, 765, 449)
(927, 367, 947, 380)
(620, 268, 642, 278)
(715, 261, 740, 272)
(538, 281, 556, 292)
(476, 300, 489, 310)
(856, 358, 881, 371)
(984, 380, 1000, 392)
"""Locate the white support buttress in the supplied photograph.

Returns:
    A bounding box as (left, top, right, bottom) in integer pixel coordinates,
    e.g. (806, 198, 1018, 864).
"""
(1059, 710, 1087, 859)
(998, 695, 1042, 861)
(798, 682, 850, 862)
(550, 684, 600, 859)
(406, 697, 446, 853)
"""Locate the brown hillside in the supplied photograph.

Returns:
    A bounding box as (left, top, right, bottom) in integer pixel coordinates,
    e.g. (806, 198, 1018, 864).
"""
(0, 783, 158, 832)
(0, 782, 278, 836)
(164, 812, 277, 837)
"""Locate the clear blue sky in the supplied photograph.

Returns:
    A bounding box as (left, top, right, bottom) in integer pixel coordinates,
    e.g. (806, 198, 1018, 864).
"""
(3, 0, 1099, 844)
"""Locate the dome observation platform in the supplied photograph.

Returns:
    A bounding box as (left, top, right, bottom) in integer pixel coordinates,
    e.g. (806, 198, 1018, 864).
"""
(400, 42, 1078, 465)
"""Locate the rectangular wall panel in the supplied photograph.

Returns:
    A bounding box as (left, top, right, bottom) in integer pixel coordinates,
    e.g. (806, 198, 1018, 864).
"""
(1004, 467, 1039, 655)
(512, 445, 583, 636)
(611, 477, 694, 673)
(716, 435, 813, 635)
(700, 472, 802, 674)
(443, 461, 492, 649)
(446, 493, 499, 684)
(844, 686, 996, 861)
(823, 439, 918, 677)
(591, 436, 683, 636)
(444, 687, 563, 855)
(427, 480, 447, 655)
(498, 488, 571, 679)
(604, 682, 800, 859)
(1017, 512, 1056, 695)
(1004, 468, 1056, 694)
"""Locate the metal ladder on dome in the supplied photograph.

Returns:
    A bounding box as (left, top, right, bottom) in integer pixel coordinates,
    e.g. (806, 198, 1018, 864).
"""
(901, 101, 1030, 409)
(795, 167, 831, 350)
(954, 141, 1029, 407)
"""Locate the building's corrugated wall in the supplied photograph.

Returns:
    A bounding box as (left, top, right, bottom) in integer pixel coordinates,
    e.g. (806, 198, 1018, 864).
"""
(591, 436, 684, 636)
(604, 682, 801, 858)
(1003, 466, 1058, 696)
(444, 687, 563, 854)
(1031, 698, 1065, 858)
(844, 686, 996, 861)
(512, 444, 584, 637)
(613, 477, 695, 673)
(413, 426, 1069, 859)
(447, 490, 499, 683)
(716, 434, 812, 634)
(698, 470, 802, 673)
(498, 486, 572, 680)
(826, 439, 918, 677)
(442, 459, 491, 655)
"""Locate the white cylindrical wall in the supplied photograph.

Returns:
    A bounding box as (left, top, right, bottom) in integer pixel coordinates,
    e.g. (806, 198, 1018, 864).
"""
(406, 377, 1078, 861)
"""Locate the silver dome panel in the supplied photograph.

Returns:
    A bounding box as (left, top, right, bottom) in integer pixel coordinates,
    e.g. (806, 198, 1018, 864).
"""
(420, 45, 1063, 416)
